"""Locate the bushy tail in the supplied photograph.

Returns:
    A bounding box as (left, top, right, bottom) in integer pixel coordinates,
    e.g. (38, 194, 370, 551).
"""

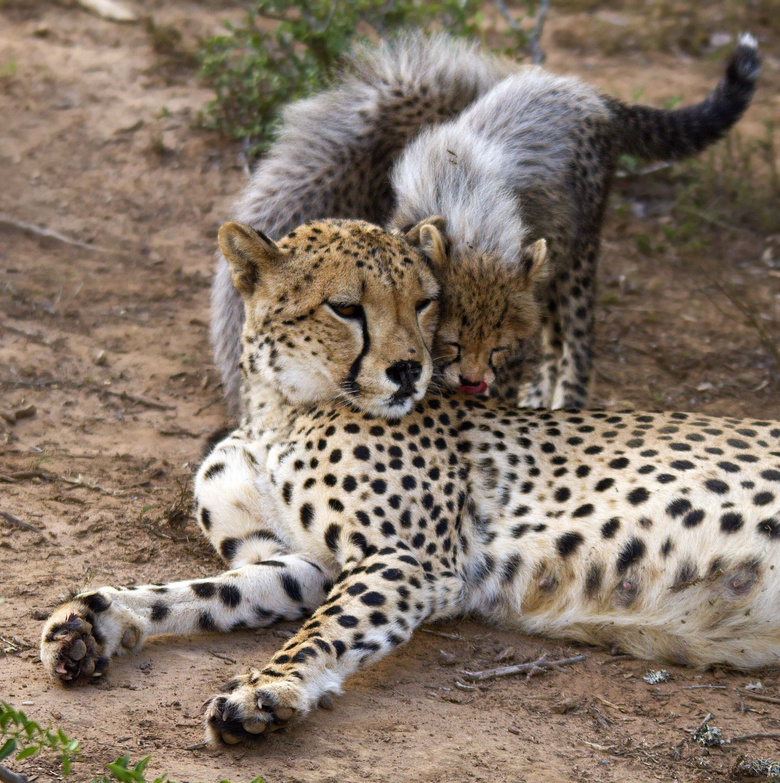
(608, 34, 761, 161)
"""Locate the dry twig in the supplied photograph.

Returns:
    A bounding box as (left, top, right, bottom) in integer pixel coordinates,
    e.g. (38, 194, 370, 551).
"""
(460, 653, 586, 682)
(0, 510, 43, 536)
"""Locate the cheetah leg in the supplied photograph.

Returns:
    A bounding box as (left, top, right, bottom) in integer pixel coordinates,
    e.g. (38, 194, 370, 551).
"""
(40, 556, 333, 686)
(204, 548, 446, 745)
(549, 239, 597, 410)
(520, 295, 561, 408)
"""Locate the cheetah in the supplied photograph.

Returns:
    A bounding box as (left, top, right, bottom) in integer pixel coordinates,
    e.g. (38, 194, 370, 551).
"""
(389, 34, 761, 407)
(211, 34, 760, 415)
(211, 32, 517, 418)
(42, 220, 780, 746)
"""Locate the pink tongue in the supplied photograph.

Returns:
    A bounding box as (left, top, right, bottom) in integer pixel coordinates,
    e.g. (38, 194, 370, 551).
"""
(458, 381, 488, 395)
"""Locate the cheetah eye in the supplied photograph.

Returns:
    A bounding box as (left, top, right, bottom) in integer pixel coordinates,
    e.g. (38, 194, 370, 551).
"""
(327, 302, 363, 320)
(416, 298, 436, 313)
(439, 341, 461, 363)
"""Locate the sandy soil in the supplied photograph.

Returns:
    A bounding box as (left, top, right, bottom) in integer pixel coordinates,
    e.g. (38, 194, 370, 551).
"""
(1, 2, 779, 782)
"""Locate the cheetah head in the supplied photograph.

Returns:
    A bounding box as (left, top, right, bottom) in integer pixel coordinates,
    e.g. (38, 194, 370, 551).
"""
(218, 218, 443, 418)
(422, 231, 549, 394)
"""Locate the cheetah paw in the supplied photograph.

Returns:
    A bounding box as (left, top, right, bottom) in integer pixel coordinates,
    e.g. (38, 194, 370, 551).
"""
(204, 672, 327, 746)
(40, 610, 110, 685)
(40, 592, 143, 685)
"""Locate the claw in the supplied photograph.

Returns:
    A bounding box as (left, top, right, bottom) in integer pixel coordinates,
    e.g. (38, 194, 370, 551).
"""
(318, 693, 334, 710)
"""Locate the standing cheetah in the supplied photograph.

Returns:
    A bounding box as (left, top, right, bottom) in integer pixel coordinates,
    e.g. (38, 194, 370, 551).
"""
(211, 34, 760, 415)
(211, 33, 516, 418)
(42, 220, 780, 746)
(389, 34, 761, 408)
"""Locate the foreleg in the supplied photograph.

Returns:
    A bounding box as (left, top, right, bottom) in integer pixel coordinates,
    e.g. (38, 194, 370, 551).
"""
(40, 555, 333, 685)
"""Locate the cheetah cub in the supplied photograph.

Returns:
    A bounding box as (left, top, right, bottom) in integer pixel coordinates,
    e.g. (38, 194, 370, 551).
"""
(43, 220, 780, 748)
(390, 34, 761, 407)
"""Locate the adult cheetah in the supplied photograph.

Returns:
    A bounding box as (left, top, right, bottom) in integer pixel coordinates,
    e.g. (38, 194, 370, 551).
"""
(42, 220, 780, 747)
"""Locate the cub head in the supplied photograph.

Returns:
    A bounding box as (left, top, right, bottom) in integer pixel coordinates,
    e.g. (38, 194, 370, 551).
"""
(218, 218, 443, 418)
(421, 232, 549, 394)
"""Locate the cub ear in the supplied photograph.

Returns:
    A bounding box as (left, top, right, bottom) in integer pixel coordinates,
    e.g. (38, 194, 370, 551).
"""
(404, 216, 448, 271)
(217, 220, 282, 298)
(519, 238, 548, 286)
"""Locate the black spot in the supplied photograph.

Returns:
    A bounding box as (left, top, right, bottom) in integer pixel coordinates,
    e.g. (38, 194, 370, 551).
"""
(354, 446, 370, 461)
(150, 602, 169, 622)
(371, 479, 387, 494)
(324, 524, 341, 553)
(82, 593, 111, 613)
(501, 553, 522, 583)
(754, 492, 774, 506)
(720, 512, 744, 533)
(572, 504, 594, 518)
(557, 532, 584, 558)
(333, 640, 347, 658)
(282, 482, 293, 505)
(337, 614, 359, 628)
(705, 479, 729, 494)
(329, 498, 345, 512)
(683, 509, 705, 528)
(204, 462, 225, 481)
(616, 537, 646, 574)
(757, 518, 780, 539)
(670, 460, 694, 471)
(220, 538, 240, 560)
(192, 581, 216, 598)
(281, 574, 303, 603)
(200, 507, 212, 530)
(666, 499, 691, 519)
(609, 458, 629, 469)
(198, 610, 216, 631)
(595, 478, 614, 492)
(601, 518, 620, 538)
(627, 488, 649, 506)
(760, 470, 780, 482)
(554, 487, 571, 502)
(219, 584, 241, 608)
(360, 592, 386, 607)
(584, 563, 602, 597)
(299, 503, 314, 530)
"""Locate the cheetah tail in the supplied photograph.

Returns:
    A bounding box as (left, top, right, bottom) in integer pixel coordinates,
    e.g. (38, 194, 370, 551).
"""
(607, 33, 761, 161)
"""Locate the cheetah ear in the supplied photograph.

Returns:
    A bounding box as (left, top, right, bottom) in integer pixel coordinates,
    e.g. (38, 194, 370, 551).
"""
(404, 216, 448, 272)
(218, 220, 282, 298)
(518, 238, 548, 286)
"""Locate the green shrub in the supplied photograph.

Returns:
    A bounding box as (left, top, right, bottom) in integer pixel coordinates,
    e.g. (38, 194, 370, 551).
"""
(198, 0, 538, 158)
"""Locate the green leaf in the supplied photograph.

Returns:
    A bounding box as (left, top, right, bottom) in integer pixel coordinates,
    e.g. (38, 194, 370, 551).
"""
(17, 744, 40, 760)
(0, 738, 17, 762)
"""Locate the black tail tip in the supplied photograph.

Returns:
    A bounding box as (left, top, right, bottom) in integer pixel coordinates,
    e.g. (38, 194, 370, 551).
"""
(729, 33, 761, 84)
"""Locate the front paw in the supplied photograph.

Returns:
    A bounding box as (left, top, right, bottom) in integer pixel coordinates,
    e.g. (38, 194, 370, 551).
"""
(204, 672, 305, 746)
(40, 609, 110, 685)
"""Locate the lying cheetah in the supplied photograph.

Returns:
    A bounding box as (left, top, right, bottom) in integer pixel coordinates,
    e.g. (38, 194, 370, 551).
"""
(390, 34, 761, 407)
(43, 220, 780, 746)
(212, 34, 760, 415)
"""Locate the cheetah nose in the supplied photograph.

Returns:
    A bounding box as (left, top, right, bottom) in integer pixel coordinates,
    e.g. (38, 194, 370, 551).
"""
(386, 360, 422, 394)
(458, 375, 488, 395)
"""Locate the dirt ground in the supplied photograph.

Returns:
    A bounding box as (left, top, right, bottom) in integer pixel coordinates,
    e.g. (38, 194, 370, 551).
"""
(1, 2, 779, 782)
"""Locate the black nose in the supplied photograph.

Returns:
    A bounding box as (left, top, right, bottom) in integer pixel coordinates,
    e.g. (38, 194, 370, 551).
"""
(386, 360, 422, 394)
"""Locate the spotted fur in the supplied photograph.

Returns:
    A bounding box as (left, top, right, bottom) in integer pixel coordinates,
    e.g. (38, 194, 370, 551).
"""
(42, 220, 780, 747)
(389, 34, 761, 408)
